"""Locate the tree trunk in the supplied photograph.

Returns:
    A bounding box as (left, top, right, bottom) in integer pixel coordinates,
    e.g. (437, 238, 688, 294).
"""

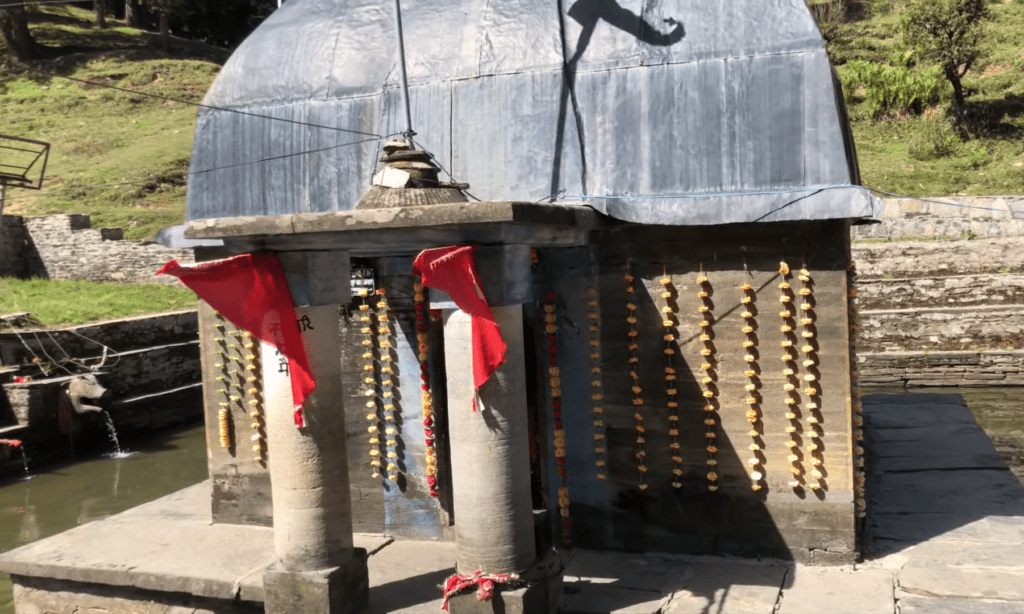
(95, 0, 107, 29)
(946, 67, 965, 115)
(124, 0, 142, 28)
(158, 10, 169, 51)
(0, 7, 40, 61)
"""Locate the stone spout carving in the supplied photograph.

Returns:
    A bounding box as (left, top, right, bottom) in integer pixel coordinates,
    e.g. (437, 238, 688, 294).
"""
(66, 374, 108, 414)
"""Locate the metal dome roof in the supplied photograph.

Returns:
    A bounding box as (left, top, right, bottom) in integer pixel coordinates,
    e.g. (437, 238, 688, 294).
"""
(186, 0, 882, 226)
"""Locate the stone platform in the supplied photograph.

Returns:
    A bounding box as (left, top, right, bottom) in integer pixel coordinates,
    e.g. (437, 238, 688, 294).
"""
(2, 392, 1024, 613)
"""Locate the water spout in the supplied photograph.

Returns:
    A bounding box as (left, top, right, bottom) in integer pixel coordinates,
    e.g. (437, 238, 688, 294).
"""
(100, 411, 124, 457)
(1, 439, 29, 478)
(68, 374, 108, 414)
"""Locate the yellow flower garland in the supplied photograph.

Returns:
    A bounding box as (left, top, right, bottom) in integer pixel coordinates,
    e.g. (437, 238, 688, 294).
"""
(798, 266, 824, 491)
(697, 267, 719, 492)
(376, 289, 400, 483)
(586, 287, 607, 481)
(625, 271, 647, 490)
(660, 274, 683, 489)
(779, 262, 803, 489)
(740, 278, 764, 492)
(357, 289, 383, 478)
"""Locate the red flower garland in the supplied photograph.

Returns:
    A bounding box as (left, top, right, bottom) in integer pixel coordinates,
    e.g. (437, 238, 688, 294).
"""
(414, 279, 440, 497)
(545, 291, 571, 543)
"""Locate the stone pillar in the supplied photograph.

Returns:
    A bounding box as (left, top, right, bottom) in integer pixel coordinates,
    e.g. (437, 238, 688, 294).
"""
(262, 305, 368, 614)
(443, 306, 536, 574)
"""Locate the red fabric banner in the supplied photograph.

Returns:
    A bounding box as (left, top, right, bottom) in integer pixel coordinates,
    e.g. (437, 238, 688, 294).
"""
(156, 253, 315, 427)
(413, 246, 506, 398)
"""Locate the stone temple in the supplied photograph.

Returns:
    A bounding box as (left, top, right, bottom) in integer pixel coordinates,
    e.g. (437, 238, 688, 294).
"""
(0, 0, 882, 611)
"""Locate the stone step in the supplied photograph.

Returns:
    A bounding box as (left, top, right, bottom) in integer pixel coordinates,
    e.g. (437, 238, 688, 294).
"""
(856, 274, 1024, 311)
(857, 350, 1024, 388)
(852, 236, 1024, 280)
(856, 304, 1024, 353)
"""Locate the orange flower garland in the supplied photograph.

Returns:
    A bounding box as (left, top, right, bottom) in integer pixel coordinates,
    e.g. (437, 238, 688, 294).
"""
(376, 289, 401, 483)
(413, 279, 440, 497)
(778, 262, 804, 489)
(544, 291, 571, 543)
(625, 270, 647, 490)
(358, 289, 383, 478)
(659, 273, 683, 489)
(798, 266, 825, 491)
(696, 267, 719, 492)
(740, 276, 765, 492)
(586, 287, 607, 481)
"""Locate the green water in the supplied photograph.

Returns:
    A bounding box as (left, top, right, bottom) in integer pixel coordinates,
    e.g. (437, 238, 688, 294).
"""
(0, 423, 208, 614)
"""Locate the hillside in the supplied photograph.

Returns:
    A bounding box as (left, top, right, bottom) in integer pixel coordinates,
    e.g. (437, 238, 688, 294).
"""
(0, 2, 1022, 245)
(0, 5, 226, 240)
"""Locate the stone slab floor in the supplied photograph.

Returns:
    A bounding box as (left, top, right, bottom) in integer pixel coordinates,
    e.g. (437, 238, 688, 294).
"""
(2, 392, 1023, 613)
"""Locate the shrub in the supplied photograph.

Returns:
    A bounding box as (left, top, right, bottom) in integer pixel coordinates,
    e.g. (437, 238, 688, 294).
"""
(840, 60, 946, 118)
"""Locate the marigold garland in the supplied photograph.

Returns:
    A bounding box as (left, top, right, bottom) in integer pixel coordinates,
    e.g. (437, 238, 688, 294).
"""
(242, 330, 264, 465)
(356, 289, 384, 478)
(778, 262, 803, 489)
(374, 289, 402, 483)
(544, 291, 571, 543)
(212, 313, 264, 462)
(659, 272, 683, 489)
(412, 279, 440, 497)
(625, 270, 647, 490)
(696, 267, 719, 492)
(849, 261, 866, 516)
(740, 275, 765, 492)
(586, 287, 608, 481)
(798, 265, 825, 491)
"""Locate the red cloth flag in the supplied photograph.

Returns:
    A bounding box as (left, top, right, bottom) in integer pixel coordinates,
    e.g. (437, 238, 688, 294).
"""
(413, 246, 506, 403)
(156, 253, 315, 427)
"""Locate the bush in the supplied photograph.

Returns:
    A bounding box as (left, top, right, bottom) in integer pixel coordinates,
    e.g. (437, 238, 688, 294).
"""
(840, 60, 946, 118)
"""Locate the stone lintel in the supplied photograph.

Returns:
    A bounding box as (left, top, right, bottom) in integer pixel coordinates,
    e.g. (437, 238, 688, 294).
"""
(183, 202, 600, 255)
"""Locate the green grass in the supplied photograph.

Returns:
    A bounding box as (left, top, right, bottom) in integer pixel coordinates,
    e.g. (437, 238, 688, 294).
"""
(831, 0, 1024, 196)
(0, 5, 225, 240)
(0, 278, 197, 328)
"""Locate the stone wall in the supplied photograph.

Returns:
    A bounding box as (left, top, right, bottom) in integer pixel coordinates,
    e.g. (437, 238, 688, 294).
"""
(857, 350, 1024, 387)
(0, 213, 193, 284)
(853, 196, 1024, 241)
(852, 194, 1024, 387)
(0, 311, 202, 459)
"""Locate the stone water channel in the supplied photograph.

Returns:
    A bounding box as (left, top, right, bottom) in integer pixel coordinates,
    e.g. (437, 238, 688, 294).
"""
(0, 422, 207, 614)
(0, 390, 1022, 613)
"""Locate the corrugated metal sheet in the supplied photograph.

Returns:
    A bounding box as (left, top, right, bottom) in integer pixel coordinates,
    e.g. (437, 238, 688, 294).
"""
(187, 0, 883, 226)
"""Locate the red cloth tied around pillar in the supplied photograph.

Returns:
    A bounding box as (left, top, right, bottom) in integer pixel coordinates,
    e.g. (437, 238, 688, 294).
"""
(155, 253, 315, 427)
(412, 246, 506, 409)
(440, 571, 518, 612)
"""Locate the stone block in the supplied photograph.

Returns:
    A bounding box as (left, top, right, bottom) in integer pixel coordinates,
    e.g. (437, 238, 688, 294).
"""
(777, 567, 894, 614)
(899, 594, 1024, 614)
(899, 567, 1024, 601)
(263, 550, 370, 614)
(448, 577, 561, 614)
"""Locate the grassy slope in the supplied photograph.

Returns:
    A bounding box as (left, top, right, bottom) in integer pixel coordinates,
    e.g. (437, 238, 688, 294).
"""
(831, 0, 1024, 196)
(0, 6, 225, 240)
(0, 278, 196, 327)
